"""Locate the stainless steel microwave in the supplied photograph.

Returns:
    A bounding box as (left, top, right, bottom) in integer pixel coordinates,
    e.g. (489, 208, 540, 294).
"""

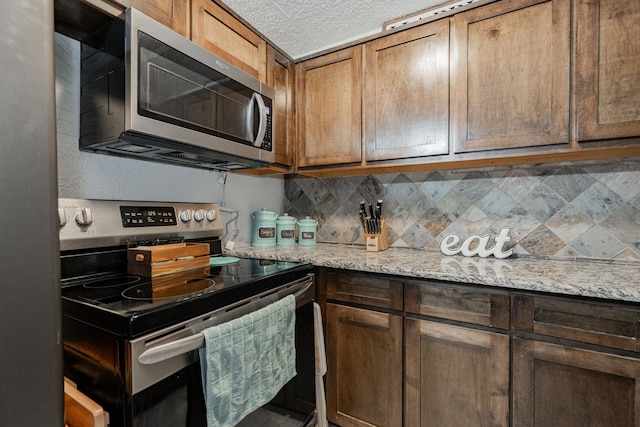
(80, 8, 275, 171)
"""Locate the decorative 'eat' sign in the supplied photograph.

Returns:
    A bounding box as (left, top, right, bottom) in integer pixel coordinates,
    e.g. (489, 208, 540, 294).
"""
(440, 228, 513, 259)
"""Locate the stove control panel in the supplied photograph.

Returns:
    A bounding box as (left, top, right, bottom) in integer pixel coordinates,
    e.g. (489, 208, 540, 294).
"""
(59, 198, 223, 251)
(121, 205, 177, 227)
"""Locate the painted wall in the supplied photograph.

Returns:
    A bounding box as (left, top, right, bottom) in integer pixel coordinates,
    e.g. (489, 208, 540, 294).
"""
(285, 161, 640, 262)
(55, 33, 283, 246)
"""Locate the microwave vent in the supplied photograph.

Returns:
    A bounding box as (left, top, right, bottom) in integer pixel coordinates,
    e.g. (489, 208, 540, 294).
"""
(158, 151, 245, 170)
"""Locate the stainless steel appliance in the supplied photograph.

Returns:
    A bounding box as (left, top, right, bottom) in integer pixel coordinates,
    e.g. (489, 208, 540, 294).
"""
(59, 199, 318, 426)
(80, 8, 275, 171)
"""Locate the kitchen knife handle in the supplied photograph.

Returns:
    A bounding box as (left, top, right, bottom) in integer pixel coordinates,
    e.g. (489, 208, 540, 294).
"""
(375, 199, 382, 218)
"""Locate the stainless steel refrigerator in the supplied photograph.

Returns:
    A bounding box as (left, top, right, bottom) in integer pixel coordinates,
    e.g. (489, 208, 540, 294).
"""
(0, 1, 63, 425)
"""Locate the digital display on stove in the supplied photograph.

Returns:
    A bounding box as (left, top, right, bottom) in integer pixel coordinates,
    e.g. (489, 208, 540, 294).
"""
(120, 206, 177, 227)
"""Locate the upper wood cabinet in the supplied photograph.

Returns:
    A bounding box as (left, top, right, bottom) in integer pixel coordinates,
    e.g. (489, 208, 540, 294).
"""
(450, 0, 570, 153)
(575, 0, 640, 142)
(296, 47, 362, 168)
(267, 45, 295, 169)
(118, 0, 189, 36)
(364, 19, 450, 162)
(191, 0, 267, 82)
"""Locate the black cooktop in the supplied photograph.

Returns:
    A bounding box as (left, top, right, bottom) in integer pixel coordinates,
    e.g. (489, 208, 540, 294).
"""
(61, 257, 312, 338)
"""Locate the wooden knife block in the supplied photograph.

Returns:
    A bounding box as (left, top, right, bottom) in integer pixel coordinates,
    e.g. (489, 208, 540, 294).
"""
(365, 218, 389, 252)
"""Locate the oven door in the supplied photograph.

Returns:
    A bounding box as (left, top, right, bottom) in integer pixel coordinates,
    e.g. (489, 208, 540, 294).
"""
(127, 275, 317, 427)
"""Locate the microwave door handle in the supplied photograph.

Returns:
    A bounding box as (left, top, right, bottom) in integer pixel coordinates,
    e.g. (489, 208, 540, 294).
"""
(248, 92, 267, 147)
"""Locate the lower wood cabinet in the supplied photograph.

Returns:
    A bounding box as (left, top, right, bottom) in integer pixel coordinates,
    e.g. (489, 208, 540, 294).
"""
(405, 280, 510, 426)
(405, 318, 510, 426)
(512, 293, 640, 427)
(512, 337, 640, 426)
(326, 303, 403, 427)
(321, 268, 640, 426)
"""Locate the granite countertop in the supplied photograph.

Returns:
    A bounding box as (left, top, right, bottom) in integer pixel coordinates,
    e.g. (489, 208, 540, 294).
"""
(227, 243, 640, 304)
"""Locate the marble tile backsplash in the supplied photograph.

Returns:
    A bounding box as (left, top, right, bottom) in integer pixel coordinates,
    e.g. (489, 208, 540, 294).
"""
(283, 160, 640, 262)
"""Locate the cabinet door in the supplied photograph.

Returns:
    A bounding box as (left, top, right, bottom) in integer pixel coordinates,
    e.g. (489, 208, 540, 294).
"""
(191, 0, 267, 81)
(575, 0, 640, 141)
(364, 19, 449, 161)
(296, 47, 362, 167)
(451, 0, 570, 153)
(266, 45, 295, 169)
(513, 337, 640, 427)
(405, 318, 510, 427)
(119, 0, 188, 36)
(326, 303, 402, 427)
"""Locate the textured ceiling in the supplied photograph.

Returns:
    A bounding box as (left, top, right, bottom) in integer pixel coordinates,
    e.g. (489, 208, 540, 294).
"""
(221, 0, 447, 60)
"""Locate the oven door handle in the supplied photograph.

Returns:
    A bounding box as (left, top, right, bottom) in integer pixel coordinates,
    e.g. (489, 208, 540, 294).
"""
(138, 278, 313, 365)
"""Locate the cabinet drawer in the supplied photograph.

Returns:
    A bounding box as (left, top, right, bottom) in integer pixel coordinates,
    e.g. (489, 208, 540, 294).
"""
(513, 295, 640, 352)
(326, 270, 403, 310)
(405, 280, 510, 329)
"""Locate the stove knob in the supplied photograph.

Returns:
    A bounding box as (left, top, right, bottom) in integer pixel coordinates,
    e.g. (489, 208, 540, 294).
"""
(193, 209, 205, 222)
(75, 208, 94, 226)
(206, 209, 216, 222)
(58, 208, 67, 226)
(179, 209, 192, 223)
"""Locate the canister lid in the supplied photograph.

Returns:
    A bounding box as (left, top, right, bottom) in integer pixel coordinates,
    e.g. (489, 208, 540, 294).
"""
(277, 213, 297, 224)
(252, 208, 277, 219)
(298, 216, 317, 225)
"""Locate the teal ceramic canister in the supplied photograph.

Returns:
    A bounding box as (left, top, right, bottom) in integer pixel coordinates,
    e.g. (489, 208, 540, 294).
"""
(297, 216, 318, 246)
(276, 213, 297, 246)
(251, 208, 277, 247)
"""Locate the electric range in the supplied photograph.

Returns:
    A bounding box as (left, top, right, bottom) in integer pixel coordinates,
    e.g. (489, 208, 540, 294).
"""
(58, 198, 317, 427)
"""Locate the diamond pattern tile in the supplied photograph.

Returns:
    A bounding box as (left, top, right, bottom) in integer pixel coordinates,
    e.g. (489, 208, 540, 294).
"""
(418, 171, 455, 202)
(570, 225, 626, 258)
(571, 181, 625, 222)
(600, 204, 640, 257)
(544, 166, 596, 202)
(516, 183, 566, 223)
(284, 160, 640, 261)
(388, 174, 418, 203)
(476, 187, 518, 220)
(545, 204, 595, 243)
